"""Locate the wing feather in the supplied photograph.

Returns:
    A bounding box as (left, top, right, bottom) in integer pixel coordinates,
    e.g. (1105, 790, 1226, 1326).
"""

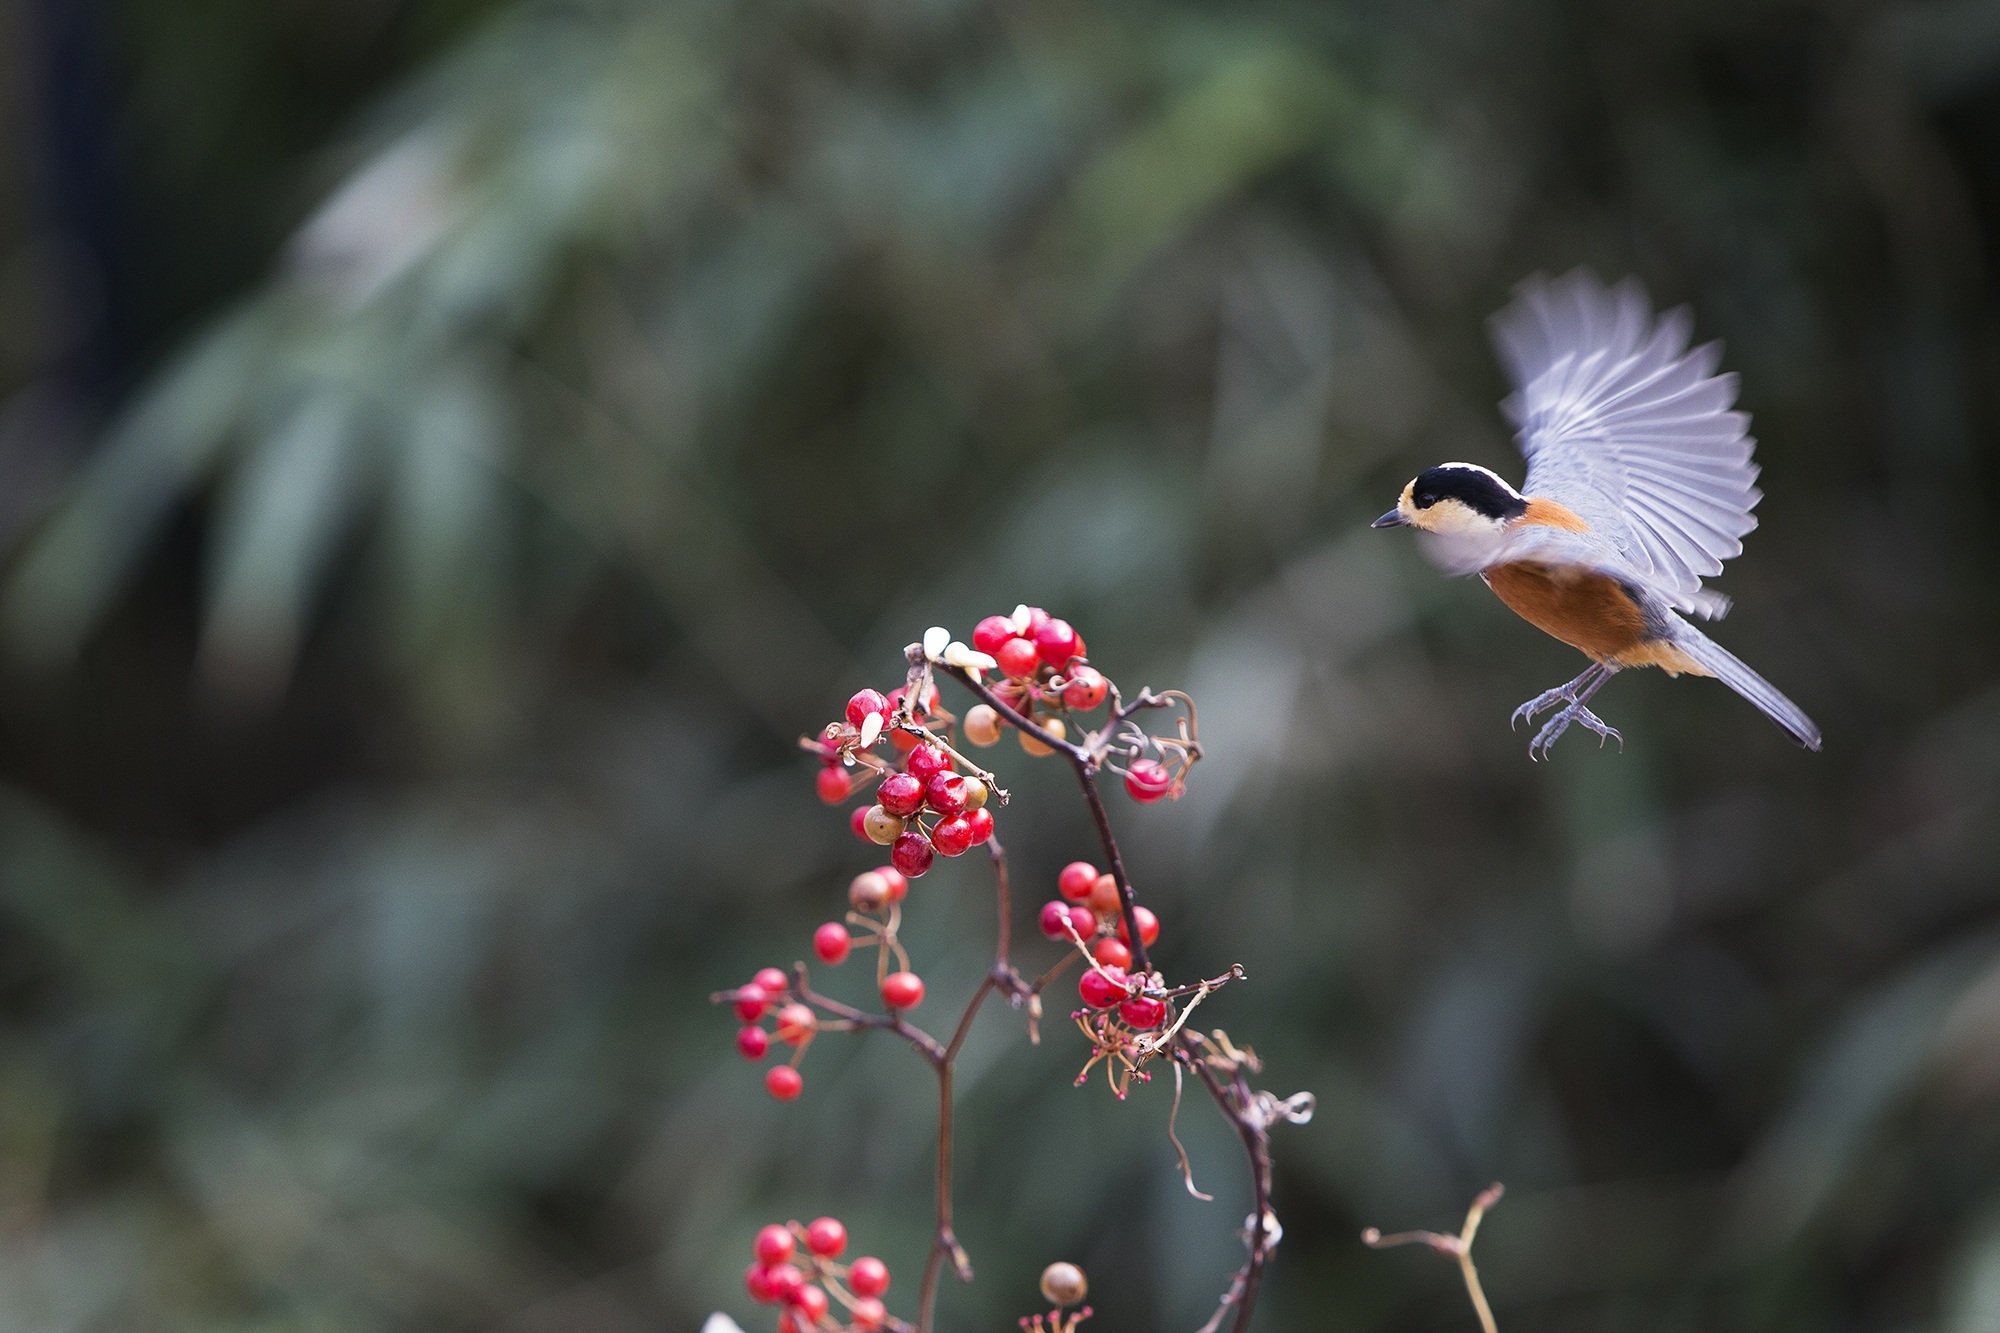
(1488, 270, 1763, 617)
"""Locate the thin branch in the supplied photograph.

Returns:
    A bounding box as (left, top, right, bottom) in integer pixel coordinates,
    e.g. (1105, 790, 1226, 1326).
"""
(1361, 1184, 1505, 1333)
(1185, 1044, 1275, 1333)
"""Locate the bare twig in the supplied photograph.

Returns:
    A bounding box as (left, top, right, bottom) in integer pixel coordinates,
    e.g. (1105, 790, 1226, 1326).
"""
(1362, 1184, 1506, 1333)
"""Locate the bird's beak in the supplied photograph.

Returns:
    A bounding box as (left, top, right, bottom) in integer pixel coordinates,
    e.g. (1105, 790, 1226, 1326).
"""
(1371, 508, 1409, 529)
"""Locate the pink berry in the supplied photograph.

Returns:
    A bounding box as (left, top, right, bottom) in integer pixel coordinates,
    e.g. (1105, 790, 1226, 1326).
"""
(1057, 862, 1099, 902)
(766, 1262, 805, 1301)
(964, 807, 994, 844)
(1079, 966, 1130, 1009)
(734, 984, 770, 1023)
(930, 814, 975, 857)
(816, 766, 852, 805)
(851, 1296, 887, 1329)
(753, 968, 790, 994)
(1061, 666, 1107, 710)
(905, 743, 949, 783)
(881, 971, 926, 1010)
(805, 1217, 847, 1257)
(1092, 938, 1131, 970)
(846, 689, 888, 728)
(746, 1263, 780, 1304)
(849, 806, 872, 842)
(973, 616, 1017, 654)
(1023, 606, 1051, 635)
(849, 1257, 890, 1297)
(790, 1284, 829, 1322)
(996, 638, 1040, 679)
(776, 1003, 816, 1045)
(1069, 904, 1097, 938)
(876, 772, 925, 817)
(1116, 904, 1160, 947)
(756, 1225, 796, 1266)
(925, 772, 968, 815)
(766, 1066, 803, 1100)
(1035, 618, 1080, 667)
(1124, 759, 1174, 803)
(876, 866, 909, 901)
(1039, 901, 1075, 939)
(737, 1026, 771, 1060)
(813, 922, 851, 965)
(891, 831, 935, 878)
(1119, 994, 1167, 1029)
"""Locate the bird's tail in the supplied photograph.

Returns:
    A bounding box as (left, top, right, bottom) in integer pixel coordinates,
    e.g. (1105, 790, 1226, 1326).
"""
(1676, 630, 1822, 751)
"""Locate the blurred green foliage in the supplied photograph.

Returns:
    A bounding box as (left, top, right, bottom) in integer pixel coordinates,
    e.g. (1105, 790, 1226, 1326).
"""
(0, 0, 1998, 1329)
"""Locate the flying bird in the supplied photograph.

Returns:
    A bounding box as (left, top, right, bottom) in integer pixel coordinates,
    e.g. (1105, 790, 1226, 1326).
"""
(1373, 271, 1821, 758)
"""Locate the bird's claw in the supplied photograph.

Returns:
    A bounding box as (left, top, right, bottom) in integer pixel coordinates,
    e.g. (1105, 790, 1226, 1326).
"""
(1511, 684, 1578, 730)
(1528, 701, 1623, 760)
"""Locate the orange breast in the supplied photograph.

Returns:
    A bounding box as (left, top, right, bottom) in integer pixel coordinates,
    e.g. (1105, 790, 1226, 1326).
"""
(1482, 562, 1650, 662)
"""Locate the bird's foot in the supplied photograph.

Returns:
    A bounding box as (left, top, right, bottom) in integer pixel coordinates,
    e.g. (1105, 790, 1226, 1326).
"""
(1511, 683, 1579, 730)
(1528, 700, 1623, 760)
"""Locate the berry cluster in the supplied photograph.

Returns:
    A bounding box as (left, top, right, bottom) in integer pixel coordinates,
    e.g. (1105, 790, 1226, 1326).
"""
(743, 1219, 898, 1333)
(1038, 859, 1161, 977)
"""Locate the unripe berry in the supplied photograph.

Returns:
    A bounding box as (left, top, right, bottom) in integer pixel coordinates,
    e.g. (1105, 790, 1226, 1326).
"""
(737, 1025, 771, 1060)
(849, 1257, 890, 1297)
(734, 984, 770, 1023)
(1125, 758, 1174, 802)
(972, 615, 1017, 654)
(754, 968, 790, 994)
(925, 772, 968, 815)
(1057, 862, 1099, 902)
(850, 1296, 887, 1329)
(755, 1225, 796, 1266)
(906, 743, 949, 783)
(746, 1263, 780, 1304)
(1116, 904, 1160, 947)
(813, 922, 850, 965)
(1061, 666, 1107, 710)
(776, 1004, 816, 1044)
(1091, 938, 1131, 971)
(765, 1066, 803, 1100)
(964, 807, 995, 844)
(845, 689, 889, 728)
(996, 637, 1040, 679)
(790, 1283, 830, 1322)
(891, 831, 934, 878)
(849, 806, 872, 842)
(1119, 994, 1167, 1029)
(930, 814, 975, 857)
(816, 766, 851, 805)
(863, 806, 905, 845)
(1040, 1262, 1088, 1307)
(849, 871, 891, 912)
(805, 1217, 847, 1257)
(1020, 718, 1065, 757)
(1086, 873, 1122, 914)
(876, 773, 924, 818)
(877, 866, 909, 901)
(881, 971, 925, 1010)
(1040, 901, 1077, 939)
(963, 704, 1003, 747)
(1035, 618, 1080, 668)
(961, 775, 988, 808)
(1078, 966, 1130, 1009)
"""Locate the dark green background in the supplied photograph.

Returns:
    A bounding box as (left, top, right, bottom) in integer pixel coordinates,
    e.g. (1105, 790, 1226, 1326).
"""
(0, 0, 1996, 1329)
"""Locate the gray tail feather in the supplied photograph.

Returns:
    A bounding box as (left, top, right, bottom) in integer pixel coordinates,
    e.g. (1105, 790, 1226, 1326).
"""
(1677, 632, 1822, 751)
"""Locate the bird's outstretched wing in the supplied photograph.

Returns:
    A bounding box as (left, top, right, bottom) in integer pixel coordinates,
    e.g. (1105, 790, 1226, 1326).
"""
(1488, 270, 1761, 619)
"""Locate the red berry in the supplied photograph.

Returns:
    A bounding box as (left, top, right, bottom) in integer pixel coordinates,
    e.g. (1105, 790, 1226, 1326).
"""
(1057, 861, 1099, 902)
(930, 814, 975, 857)
(996, 638, 1040, 679)
(1092, 938, 1131, 970)
(775, 1003, 815, 1044)
(1119, 994, 1167, 1029)
(973, 616, 1017, 654)
(753, 968, 790, 994)
(746, 1263, 780, 1303)
(1079, 966, 1131, 1009)
(887, 681, 939, 719)
(876, 772, 925, 817)
(846, 689, 888, 728)
(881, 971, 925, 1010)
(813, 922, 851, 965)
(755, 1225, 796, 1266)
(1039, 901, 1075, 939)
(925, 772, 968, 815)
(1116, 904, 1160, 947)
(734, 984, 770, 1023)
(1069, 904, 1098, 938)
(890, 728, 921, 753)
(905, 743, 949, 783)
(1061, 666, 1107, 710)
(964, 807, 994, 844)
(1124, 759, 1174, 803)
(805, 1217, 847, 1257)
(849, 806, 872, 842)
(876, 866, 909, 901)
(849, 1257, 890, 1297)
(767, 1262, 806, 1301)
(737, 1026, 771, 1060)
(777, 1312, 799, 1333)
(1024, 606, 1052, 635)
(766, 1066, 803, 1100)
(1035, 618, 1080, 667)
(1087, 873, 1122, 914)
(851, 1296, 887, 1329)
(816, 766, 852, 805)
(891, 831, 934, 878)
(789, 1283, 829, 1322)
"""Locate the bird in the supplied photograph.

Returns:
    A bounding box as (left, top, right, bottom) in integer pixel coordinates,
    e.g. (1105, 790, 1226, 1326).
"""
(1372, 270, 1821, 759)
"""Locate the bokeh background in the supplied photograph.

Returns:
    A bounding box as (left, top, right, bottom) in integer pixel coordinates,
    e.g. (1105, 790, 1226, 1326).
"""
(0, 0, 1997, 1330)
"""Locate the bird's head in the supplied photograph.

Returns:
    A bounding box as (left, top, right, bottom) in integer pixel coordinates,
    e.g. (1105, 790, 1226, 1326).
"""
(1372, 463, 1527, 535)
